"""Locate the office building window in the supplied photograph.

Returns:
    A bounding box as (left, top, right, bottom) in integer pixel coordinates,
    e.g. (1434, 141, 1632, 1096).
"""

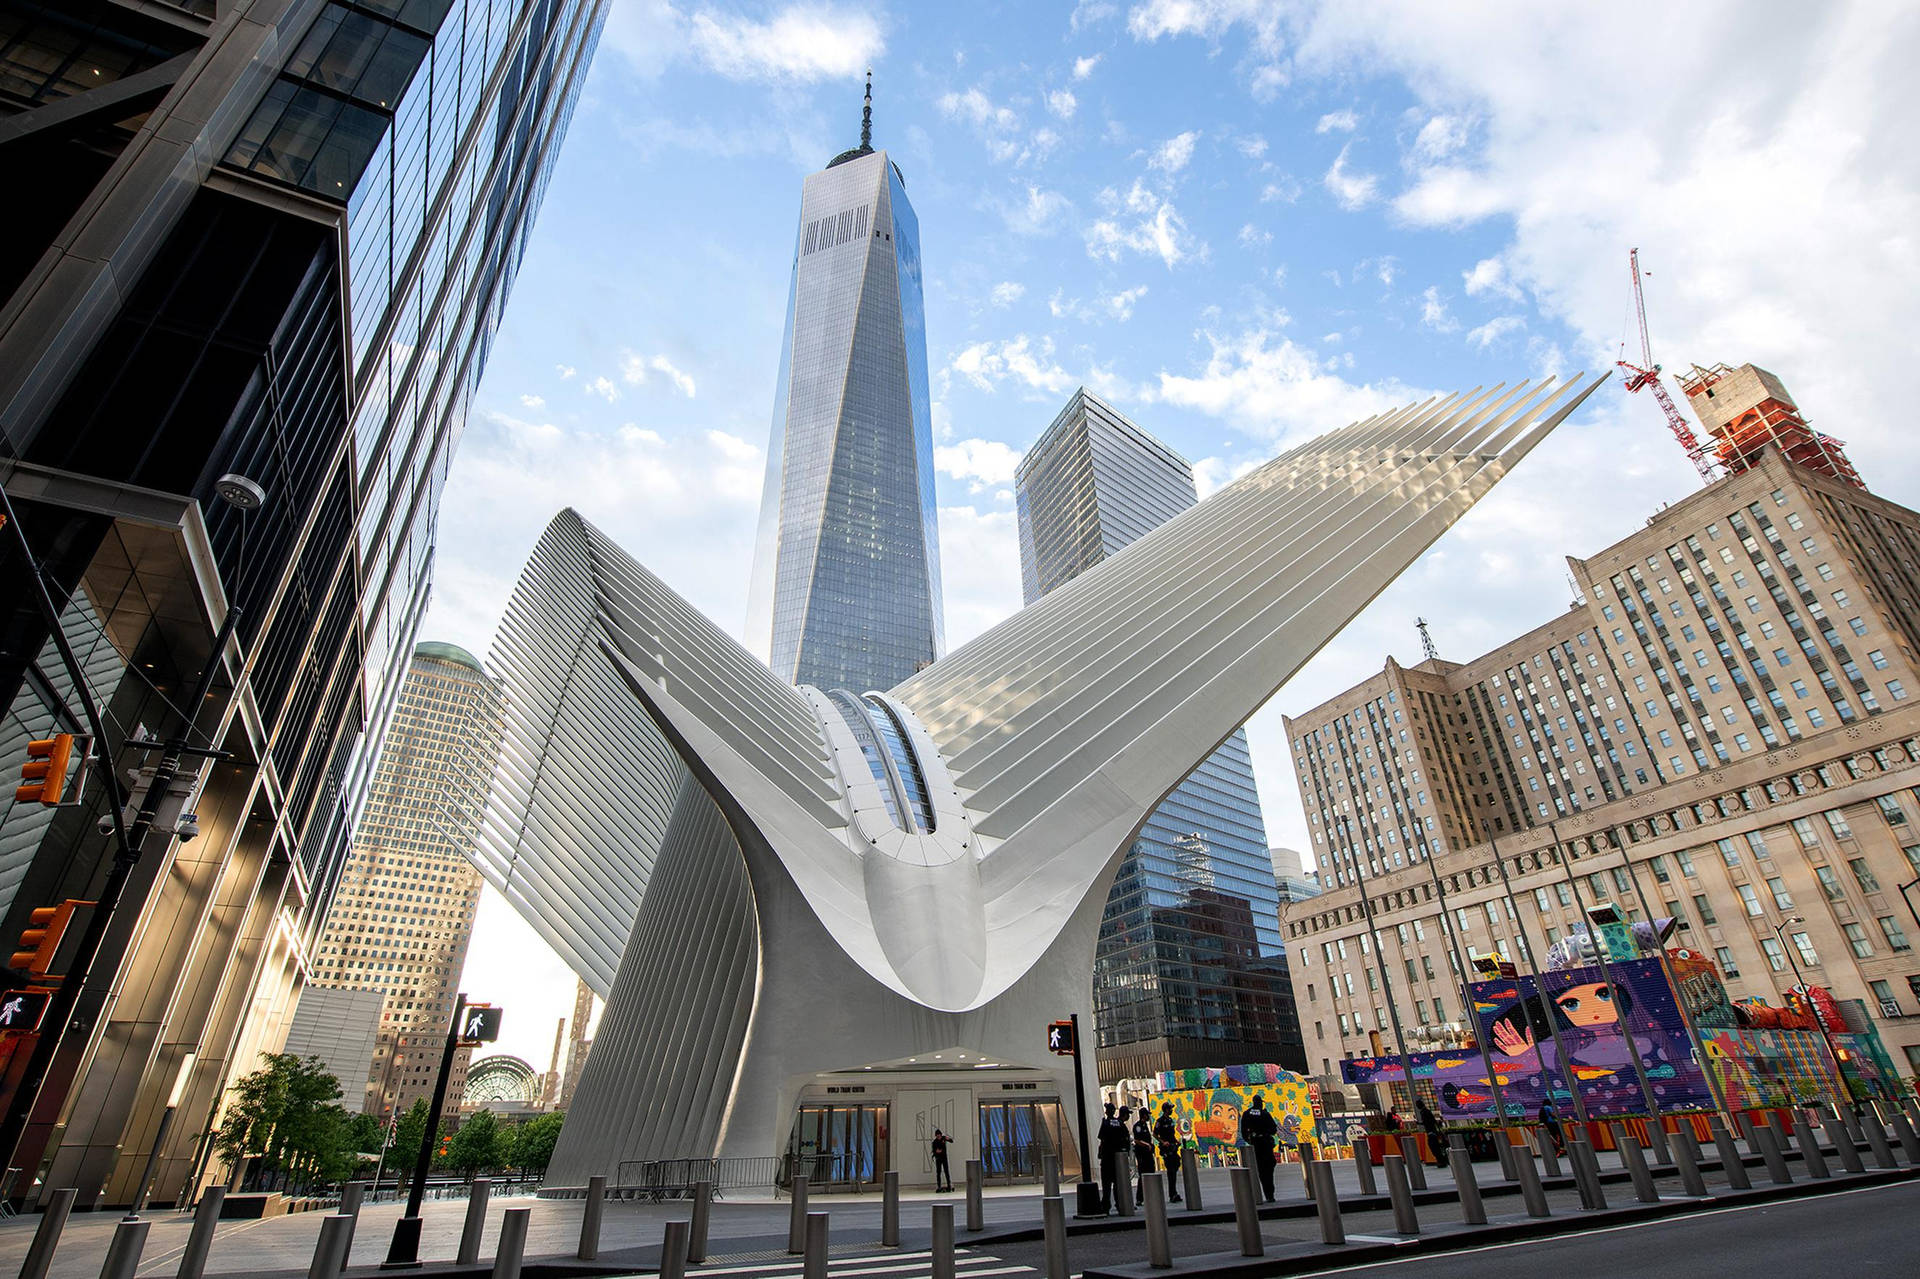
(1844, 923, 1872, 958)
(1693, 894, 1718, 925)
(1715, 946, 1740, 977)
(1881, 916, 1911, 953)
(1737, 884, 1763, 916)
(1760, 937, 1787, 971)
(1850, 858, 1881, 892)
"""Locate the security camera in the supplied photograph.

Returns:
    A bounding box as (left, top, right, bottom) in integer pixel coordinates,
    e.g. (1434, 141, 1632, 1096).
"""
(97, 813, 116, 836)
(173, 813, 201, 842)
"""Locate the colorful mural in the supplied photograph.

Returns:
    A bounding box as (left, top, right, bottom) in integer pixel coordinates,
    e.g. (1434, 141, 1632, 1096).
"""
(1151, 1064, 1345, 1158)
(1700, 1026, 1836, 1109)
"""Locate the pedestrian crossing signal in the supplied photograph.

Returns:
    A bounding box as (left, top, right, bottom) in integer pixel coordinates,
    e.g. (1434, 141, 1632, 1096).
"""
(1047, 1020, 1075, 1055)
(458, 1004, 502, 1044)
(0, 988, 50, 1034)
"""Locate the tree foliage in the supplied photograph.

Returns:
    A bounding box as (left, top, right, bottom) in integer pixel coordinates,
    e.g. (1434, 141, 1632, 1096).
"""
(446, 1108, 499, 1180)
(216, 1053, 358, 1192)
(509, 1111, 565, 1174)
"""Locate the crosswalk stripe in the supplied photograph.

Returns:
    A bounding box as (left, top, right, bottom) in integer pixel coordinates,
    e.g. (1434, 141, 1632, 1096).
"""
(690, 1251, 1023, 1278)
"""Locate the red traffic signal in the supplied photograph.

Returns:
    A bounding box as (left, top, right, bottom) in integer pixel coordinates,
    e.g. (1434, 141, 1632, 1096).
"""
(1046, 1020, 1076, 1055)
(9, 901, 82, 975)
(16, 734, 76, 806)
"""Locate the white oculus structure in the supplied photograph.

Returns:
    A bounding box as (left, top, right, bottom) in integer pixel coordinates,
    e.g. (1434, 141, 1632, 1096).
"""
(476, 375, 1605, 1188)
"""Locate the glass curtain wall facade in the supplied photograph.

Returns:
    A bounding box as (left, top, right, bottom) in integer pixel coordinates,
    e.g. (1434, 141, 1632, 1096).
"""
(745, 138, 943, 692)
(0, 0, 605, 1207)
(1016, 389, 1304, 1079)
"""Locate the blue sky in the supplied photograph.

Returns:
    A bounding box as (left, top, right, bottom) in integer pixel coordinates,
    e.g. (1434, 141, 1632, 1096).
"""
(435, 0, 1920, 1063)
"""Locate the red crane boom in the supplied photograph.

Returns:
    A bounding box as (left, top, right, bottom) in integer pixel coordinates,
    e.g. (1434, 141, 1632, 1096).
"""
(1616, 248, 1716, 482)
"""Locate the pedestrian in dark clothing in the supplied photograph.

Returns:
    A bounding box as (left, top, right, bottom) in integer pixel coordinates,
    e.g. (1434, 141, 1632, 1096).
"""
(1537, 1102, 1566, 1157)
(931, 1129, 953, 1192)
(1097, 1102, 1130, 1213)
(1241, 1095, 1280, 1202)
(1154, 1103, 1182, 1202)
(1417, 1101, 1447, 1168)
(1132, 1111, 1156, 1199)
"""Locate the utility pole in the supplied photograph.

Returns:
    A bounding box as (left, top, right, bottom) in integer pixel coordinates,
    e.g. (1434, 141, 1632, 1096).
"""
(384, 994, 473, 1268)
(1066, 1013, 1100, 1216)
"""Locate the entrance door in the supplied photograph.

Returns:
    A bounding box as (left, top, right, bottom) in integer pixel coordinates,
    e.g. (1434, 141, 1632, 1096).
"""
(978, 1100, 1076, 1182)
(785, 1104, 889, 1189)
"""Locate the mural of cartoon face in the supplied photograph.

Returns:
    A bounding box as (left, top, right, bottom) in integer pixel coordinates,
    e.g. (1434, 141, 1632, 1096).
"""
(1204, 1092, 1242, 1144)
(1554, 982, 1626, 1028)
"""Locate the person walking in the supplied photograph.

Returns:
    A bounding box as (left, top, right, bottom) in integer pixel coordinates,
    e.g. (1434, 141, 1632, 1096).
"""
(1417, 1101, 1447, 1168)
(1537, 1101, 1567, 1158)
(1241, 1095, 1280, 1202)
(1132, 1107, 1156, 1200)
(1097, 1102, 1130, 1213)
(931, 1128, 953, 1192)
(1154, 1102, 1182, 1202)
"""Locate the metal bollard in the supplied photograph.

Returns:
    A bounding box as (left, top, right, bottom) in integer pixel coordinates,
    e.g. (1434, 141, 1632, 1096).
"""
(578, 1174, 605, 1261)
(1042, 1195, 1069, 1279)
(1352, 1142, 1377, 1196)
(98, 1218, 150, 1279)
(1398, 1135, 1427, 1190)
(1143, 1173, 1172, 1268)
(788, 1175, 810, 1254)
(1707, 1115, 1751, 1190)
(931, 1203, 956, 1279)
(459, 1178, 493, 1265)
(492, 1205, 530, 1279)
(339, 1180, 366, 1219)
(1538, 1129, 1562, 1178)
(177, 1186, 224, 1279)
(19, 1187, 77, 1279)
(1495, 1129, 1518, 1182)
(1861, 1110, 1898, 1169)
(1228, 1166, 1263, 1256)
(1114, 1165, 1135, 1218)
(1310, 1161, 1345, 1245)
(803, 1212, 829, 1279)
(1885, 1106, 1920, 1164)
(1791, 1113, 1830, 1179)
(1820, 1109, 1864, 1174)
(1754, 1122, 1793, 1184)
(1043, 1154, 1060, 1199)
(1512, 1145, 1551, 1217)
(660, 1219, 690, 1279)
(1382, 1155, 1419, 1235)
(1569, 1139, 1607, 1210)
(966, 1158, 984, 1231)
(690, 1180, 713, 1262)
(1613, 1124, 1659, 1203)
(1737, 1112, 1763, 1157)
(307, 1214, 353, 1279)
(1448, 1139, 1486, 1226)
(1671, 1125, 1709, 1197)
(1645, 1119, 1673, 1167)
(1182, 1145, 1203, 1211)
(881, 1170, 900, 1248)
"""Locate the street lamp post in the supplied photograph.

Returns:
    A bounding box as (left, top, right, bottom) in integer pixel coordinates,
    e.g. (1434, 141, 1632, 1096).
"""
(126, 1052, 196, 1219)
(1769, 917, 1850, 1109)
(1336, 817, 1424, 1123)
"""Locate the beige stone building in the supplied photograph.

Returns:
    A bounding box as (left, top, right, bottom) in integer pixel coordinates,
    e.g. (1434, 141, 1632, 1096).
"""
(304, 643, 499, 1123)
(1282, 369, 1920, 1089)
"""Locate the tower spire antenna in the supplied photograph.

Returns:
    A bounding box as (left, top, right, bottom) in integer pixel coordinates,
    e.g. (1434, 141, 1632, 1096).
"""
(1416, 617, 1439, 663)
(860, 67, 873, 151)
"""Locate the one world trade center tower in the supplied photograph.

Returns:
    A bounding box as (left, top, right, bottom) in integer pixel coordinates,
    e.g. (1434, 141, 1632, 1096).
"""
(745, 77, 944, 690)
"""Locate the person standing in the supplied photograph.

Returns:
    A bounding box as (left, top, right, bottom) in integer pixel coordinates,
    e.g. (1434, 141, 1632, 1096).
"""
(1154, 1102, 1182, 1202)
(1537, 1101, 1567, 1158)
(1131, 1108, 1156, 1200)
(1241, 1095, 1280, 1202)
(931, 1128, 953, 1193)
(1097, 1102, 1130, 1213)
(1417, 1101, 1448, 1168)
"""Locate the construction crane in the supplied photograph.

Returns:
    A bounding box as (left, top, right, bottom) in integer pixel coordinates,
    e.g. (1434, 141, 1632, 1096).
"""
(1617, 248, 1717, 483)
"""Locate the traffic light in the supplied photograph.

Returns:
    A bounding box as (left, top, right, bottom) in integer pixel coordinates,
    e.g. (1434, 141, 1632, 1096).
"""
(1046, 1020, 1075, 1055)
(16, 734, 76, 806)
(9, 901, 81, 975)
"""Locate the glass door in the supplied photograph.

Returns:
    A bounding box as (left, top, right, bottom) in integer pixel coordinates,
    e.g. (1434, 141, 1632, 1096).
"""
(977, 1100, 1076, 1182)
(785, 1104, 889, 1189)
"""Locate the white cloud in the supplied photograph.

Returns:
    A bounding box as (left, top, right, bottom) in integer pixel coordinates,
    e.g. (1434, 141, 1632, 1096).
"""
(1411, 113, 1468, 162)
(1047, 89, 1078, 119)
(1149, 130, 1200, 173)
(1419, 285, 1457, 332)
(686, 5, 884, 83)
(1238, 222, 1272, 247)
(938, 85, 1018, 131)
(1073, 53, 1103, 79)
(1462, 255, 1523, 301)
(999, 185, 1072, 235)
(1147, 325, 1423, 441)
(1086, 179, 1201, 268)
(583, 375, 620, 402)
(1466, 314, 1527, 348)
(990, 281, 1027, 308)
(1192, 454, 1264, 498)
(1236, 134, 1269, 158)
(619, 351, 698, 397)
(556, 364, 576, 380)
(935, 505, 1022, 649)
(519, 394, 545, 410)
(1105, 285, 1149, 321)
(1128, 0, 1282, 50)
(1316, 109, 1358, 133)
(1392, 165, 1504, 226)
(1322, 144, 1378, 209)
(947, 334, 1077, 395)
(1260, 176, 1303, 203)
(935, 438, 1024, 492)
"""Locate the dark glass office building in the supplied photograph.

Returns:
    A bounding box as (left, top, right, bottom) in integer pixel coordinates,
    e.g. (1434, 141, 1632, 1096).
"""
(745, 98, 944, 692)
(1016, 389, 1304, 1080)
(0, 0, 605, 1206)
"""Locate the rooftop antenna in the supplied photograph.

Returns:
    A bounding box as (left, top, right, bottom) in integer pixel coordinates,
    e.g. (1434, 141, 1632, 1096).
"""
(860, 68, 873, 151)
(1415, 617, 1438, 662)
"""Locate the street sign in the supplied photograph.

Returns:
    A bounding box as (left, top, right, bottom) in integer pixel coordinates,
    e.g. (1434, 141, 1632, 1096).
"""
(458, 1004, 502, 1044)
(1046, 1019, 1075, 1055)
(0, 988, 51, 1033)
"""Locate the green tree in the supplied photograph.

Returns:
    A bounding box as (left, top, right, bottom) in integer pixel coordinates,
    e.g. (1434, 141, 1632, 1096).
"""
(214, 1053, 351, 1192)
(510, 1111, 565, 1175)
(446, 1109, 499, 1180)
(389, 1099, 433, 1188)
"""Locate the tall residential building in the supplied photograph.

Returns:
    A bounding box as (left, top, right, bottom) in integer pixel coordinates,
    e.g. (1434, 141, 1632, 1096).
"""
(306, 643, 496, 1123)
(1016, 389, 1302, 1080)
(744, 78, 943, 692)
(1282, 388, 1920, 1082)
(0, 0, 606, 1206)
(558, 976, 594, 1110)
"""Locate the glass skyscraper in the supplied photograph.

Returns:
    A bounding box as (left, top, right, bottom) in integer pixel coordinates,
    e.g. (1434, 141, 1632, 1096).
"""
(0, 0, 605, 1206)
(745, 84, 943, 692)
(1016, 389, 1304, 1080)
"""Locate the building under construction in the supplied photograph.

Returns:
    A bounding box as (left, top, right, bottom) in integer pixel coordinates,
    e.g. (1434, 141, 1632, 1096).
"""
(1680, 362, 1864, 489)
